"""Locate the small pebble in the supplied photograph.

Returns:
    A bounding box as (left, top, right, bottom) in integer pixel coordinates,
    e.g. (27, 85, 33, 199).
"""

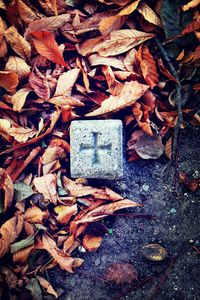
(142, 183, 149, 192)
(95, 258, 101, 266)
(170, 208, 177, 214)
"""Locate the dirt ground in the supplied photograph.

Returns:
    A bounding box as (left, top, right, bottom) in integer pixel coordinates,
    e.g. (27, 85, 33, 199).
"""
(49, 125, 200, 300)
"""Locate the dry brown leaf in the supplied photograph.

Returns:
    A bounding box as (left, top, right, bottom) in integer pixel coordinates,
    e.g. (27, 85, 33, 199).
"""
(0, 213, 23, 257)
(0, 168, 14, 212)
(41, 146, 66, 165)
(31, 31, 67, 67)
(137, 3, 163, 27)
(38, 0, 58, 16)
(29, 68, 51, 100)
(63, 177, 103, 197)
(8, 125, 37, 143)
(102, 65, 124, 96)
(42, 233, 84, 272)
(179, 171, 200, 192)
(25, 14, 70, 35)
(16, 0, 41, 25)
(137, 44, 159, 88)
(85, 81, 149, 117)
(0, 71, 19, 93)
(13, 244, 34, 264)
(141, 244, 168, 261)
(5, 56, 31, 80)
(55, 204, 78, 224)
(182, 0, 200, 11)
(0, 0, 6, 9)
(77, 36, 103, 56)
(0, 16, 7, 57)
(99, 0, 141, 34)
(37, 276, 58, 298)
(0, 109, 60, 156)
(10, 86, 32, 112)
(4, 26, 31, 60)
(34, 174, 59, 204)
(24, 206, 48, 224)
(93, 29, 155, 56)
(88, 53, 126, 70)
(54, 69, 80, 96)
(75, 199, 142, 224)
(82, 235, 102, 251)
(48, 95, 84, 107)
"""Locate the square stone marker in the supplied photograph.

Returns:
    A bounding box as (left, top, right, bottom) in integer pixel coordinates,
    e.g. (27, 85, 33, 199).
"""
(70, 120, 123, 179)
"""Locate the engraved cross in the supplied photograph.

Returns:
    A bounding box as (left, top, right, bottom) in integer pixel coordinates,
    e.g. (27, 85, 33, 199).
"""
(79, 131, 112, 165)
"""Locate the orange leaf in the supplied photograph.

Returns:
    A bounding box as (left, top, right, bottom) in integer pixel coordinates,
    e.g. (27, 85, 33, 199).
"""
(82, 235, 102, 252)
(42, 233, 84, 272)
(13, 245, 34, 264)
(34, 174, 59, 205)
(31, 31, 67, 67)
(165, 137, 172, 160)
(16, 0, 40, 25)
(182, 14, 200, 34)
(0, 213, 23, 257)
(182, 0, 200, 11)
(85, 81, 149, 117)
(137, 44, 159, 88)
(0, 168, 14, 212)
(0, 71, 19, 93)
(37, 0, 58, 16)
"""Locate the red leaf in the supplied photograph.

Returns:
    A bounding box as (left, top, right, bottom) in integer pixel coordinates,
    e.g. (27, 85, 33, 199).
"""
(31, 31, 68, 67)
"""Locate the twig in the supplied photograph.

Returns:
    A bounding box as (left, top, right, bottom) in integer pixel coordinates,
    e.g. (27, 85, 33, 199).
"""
(155, 39, 185, 183)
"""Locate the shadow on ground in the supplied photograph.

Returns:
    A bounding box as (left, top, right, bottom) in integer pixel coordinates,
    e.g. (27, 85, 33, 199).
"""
(49, 126, 200, 300)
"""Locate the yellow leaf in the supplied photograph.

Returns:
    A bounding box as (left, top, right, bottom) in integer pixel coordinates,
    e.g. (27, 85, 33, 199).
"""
(4, 26, 31, 60)
(0, 0, 6, 9)
(5, 56, 31, 79)
(93, 29, 155, 56)
(0, 168, 14, 212)
(85, 81, 149, 117)
(11, 86, 32, 112)
(0, 213, 23, 257)
(0, 119, 12, 142)
(182, 0, 200, 11)
(0, 71, 19, 93)
(34, 174, 59, 205)
(54, 204, 77, 224)
(137, 3, 163, 27)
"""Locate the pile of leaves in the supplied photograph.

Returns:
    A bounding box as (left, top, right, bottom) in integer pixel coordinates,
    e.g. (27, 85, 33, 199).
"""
(0, 0, 199, 298)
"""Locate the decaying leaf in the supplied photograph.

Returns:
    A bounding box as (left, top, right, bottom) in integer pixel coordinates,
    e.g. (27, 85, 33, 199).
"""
(8, 125, 37, 143)
(10, 86, 32, 112)
(179, 171, 200, 192)
(37, 276, 58, 298)
(137, 3, 163, 27)
(104, 263, 138, 285)
(141, 244, 168, 261)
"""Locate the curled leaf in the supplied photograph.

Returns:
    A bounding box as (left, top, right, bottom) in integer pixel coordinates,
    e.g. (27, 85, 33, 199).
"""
(34, 174, 59, 204)
(82, 235, 102, 251)
(104, 263, 138, 285)
(141, 244, 168, 261)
